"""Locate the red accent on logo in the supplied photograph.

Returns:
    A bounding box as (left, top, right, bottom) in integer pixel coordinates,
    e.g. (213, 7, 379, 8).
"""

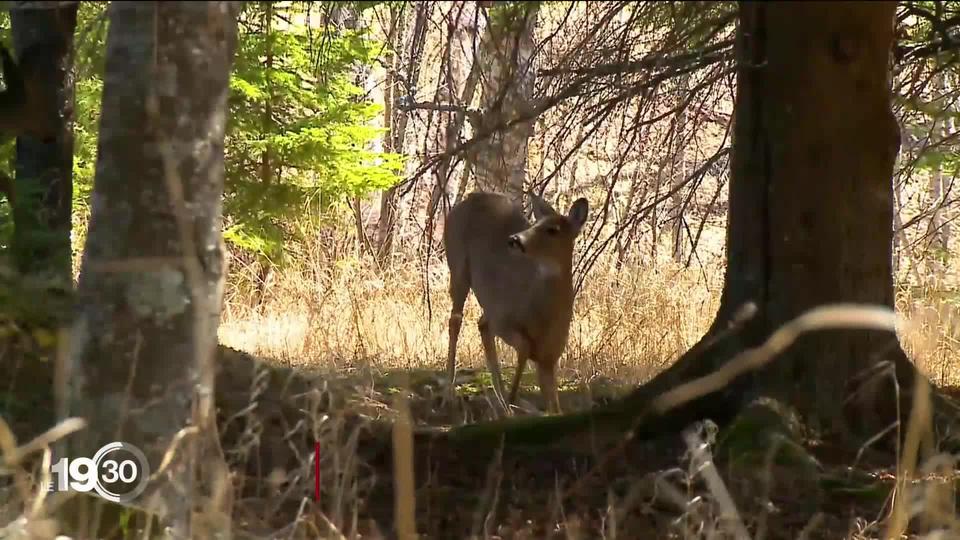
(314, 441, 320, 502)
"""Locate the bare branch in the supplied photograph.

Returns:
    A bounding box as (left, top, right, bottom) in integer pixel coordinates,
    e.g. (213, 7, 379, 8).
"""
(396, 99, 471, 115)
(539, 39, 733, 78)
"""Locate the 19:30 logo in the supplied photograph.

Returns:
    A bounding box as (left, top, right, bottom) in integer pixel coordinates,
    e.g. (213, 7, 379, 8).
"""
(50, 442, 150, 504)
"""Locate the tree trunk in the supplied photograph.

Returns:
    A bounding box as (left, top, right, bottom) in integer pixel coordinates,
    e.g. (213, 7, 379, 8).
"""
(60, 1, 240, 535)
(424, 0, 482, 243)
(10, 2, 77, 284)
(376, 2, 428, 263)
(924, 67, 952, 281)
(938, 72, 954, 251)
(670, 73, 691, 264)
(374, 4, 403, 265)
(622, 1, 918, 438)
(471, 1, 538, 203)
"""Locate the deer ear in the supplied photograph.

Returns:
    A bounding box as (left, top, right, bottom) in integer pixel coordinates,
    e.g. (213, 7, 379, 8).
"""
(530, 194, 557, 220)
(568, 198, 589, 233)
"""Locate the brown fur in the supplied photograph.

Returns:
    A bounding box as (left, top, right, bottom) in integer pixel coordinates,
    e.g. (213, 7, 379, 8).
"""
(443, 191, 589, 415)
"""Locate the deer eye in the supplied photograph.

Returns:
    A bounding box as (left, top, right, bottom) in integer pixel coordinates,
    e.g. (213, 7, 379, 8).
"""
(547, 226, 560, 236)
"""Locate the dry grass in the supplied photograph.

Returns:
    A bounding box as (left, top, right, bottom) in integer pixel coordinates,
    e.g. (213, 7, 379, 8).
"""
(896, 285, 960, 388)
(203, 237, 960, 538)
(6, 217, 960, 539)
(218, 246, 722, 391)
(218, 239, 960, 395)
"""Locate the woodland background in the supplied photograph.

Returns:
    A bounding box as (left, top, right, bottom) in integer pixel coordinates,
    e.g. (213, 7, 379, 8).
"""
(104, 1, 960, 389)
(2, 1, 960, 538)
(5, 1, 951, 386)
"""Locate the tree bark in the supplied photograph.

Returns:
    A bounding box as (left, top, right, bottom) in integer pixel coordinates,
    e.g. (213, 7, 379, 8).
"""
(376, 2, 428, 263)
(424, 1, 482, 243)
(739, 0, 910, 433)
(622, 1, 917, 438)
(9, 2, 77, 284)
(60, 1, 241, 535)
(374, 4, 403, 265)
(471, 1, 538, 203)
(670, 73, 691, 264)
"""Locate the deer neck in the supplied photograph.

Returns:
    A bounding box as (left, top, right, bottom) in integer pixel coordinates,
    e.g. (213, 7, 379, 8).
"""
(536, 258, 574, 291)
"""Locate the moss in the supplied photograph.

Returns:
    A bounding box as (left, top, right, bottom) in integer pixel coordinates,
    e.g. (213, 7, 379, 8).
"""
(714, 398, 817, 471)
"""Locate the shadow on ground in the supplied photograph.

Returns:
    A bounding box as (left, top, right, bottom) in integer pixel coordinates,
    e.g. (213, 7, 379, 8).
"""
(3, 342, 956, 538)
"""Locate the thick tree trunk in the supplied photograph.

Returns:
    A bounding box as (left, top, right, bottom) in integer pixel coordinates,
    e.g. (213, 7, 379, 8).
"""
(60, 1, 240, 535)
(471, 1, 538, 202)
(10, 2, 77, 283)
(736, 0, 910, 433)
(622, 1, 917, 438)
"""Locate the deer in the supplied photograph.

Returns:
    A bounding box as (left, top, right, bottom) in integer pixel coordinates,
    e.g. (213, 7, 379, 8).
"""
(443, 191, 589, 416)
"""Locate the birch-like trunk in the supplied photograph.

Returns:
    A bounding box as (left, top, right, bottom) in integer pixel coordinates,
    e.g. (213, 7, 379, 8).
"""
(470, 1, 539, 204)
(60, 2, 241, 535)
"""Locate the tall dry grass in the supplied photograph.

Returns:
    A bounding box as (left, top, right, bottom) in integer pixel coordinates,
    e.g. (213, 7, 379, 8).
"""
(29, 214, 960, 539)
(896, 284, 960, 388)
(209, 234, 960, 538)
(218, 238, 723, 390)
(218, 229, 960, 394)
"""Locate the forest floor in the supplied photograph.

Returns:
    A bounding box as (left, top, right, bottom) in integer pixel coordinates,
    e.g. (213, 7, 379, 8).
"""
(213, 345, 960, 540)
(3, 259, 959, 538)
(4, 341, 960, 540)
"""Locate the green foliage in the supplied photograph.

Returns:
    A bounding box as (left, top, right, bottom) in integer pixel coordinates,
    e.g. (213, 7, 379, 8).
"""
(224, 2, 404, 261)
(353, 1, 399, 13)
(70, 2, 110, 262)
(0, 1, 403, 270)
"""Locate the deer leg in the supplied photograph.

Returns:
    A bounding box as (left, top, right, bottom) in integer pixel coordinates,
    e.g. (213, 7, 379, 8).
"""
(445, 313, 463, 401)
(507, 335, 531, 409)
(478, 315, 509, 416)
(536, 359, 562, 414)
(445, 265, 469, 402)
(508, 355, 527, 408)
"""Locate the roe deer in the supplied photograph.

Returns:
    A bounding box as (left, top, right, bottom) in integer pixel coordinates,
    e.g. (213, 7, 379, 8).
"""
(443, 191, 589, 415)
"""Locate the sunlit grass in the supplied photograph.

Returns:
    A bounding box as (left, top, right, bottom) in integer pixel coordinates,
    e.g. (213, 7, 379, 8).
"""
(219, 232, 960, 398)
(218, 241, 722, 390)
